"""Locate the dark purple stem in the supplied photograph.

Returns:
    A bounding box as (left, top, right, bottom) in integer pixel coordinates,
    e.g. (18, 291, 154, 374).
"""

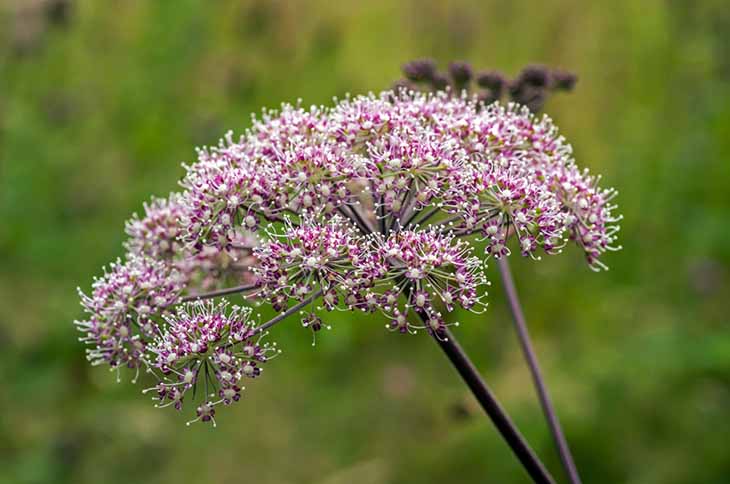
(405, 205, 441, 229)
(250, 289, 323, 337)
(497, 257, 582, 484)
(337, 205, 372, 235)
(425, 319, 556, 483)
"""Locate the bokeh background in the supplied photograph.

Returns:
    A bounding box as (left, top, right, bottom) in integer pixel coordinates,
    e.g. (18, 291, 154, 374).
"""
(2, 1, 729, 483)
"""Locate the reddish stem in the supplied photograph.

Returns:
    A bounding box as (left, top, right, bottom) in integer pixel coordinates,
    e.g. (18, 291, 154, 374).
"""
(497, 257, 583, 484)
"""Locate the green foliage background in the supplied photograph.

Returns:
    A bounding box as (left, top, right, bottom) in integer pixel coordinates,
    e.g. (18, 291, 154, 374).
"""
(1, 1, 729, 483)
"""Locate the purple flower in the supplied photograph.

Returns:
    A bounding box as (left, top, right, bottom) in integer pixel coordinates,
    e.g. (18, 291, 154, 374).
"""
(253, 216, 369, 312)
(75, 254, 184, 371)
(125, 194, 187, 260)
(126, 193, 258, 292)
(146, 299, 279, 424)
(367, 228, 488, 335)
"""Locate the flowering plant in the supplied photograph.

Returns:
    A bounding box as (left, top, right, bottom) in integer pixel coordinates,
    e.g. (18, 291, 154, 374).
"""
(76, 68, 619, 482)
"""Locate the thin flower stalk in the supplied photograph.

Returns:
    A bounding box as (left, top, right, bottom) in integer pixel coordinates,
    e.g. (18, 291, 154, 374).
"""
(498, 257, 582, 484)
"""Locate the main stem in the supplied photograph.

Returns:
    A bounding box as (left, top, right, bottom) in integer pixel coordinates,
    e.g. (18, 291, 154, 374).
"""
(427, 323, 555, 484)
(497, 257, 582, 484)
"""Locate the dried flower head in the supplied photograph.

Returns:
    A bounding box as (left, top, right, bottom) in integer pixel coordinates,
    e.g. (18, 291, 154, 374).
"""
(448, 61, 474, 86)
(403, 58, 437, 82)
(399, 59, 579, 112)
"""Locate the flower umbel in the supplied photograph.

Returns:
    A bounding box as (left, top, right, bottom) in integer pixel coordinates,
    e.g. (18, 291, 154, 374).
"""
(75, 254, 184, 373)
(76, 87, 620, 426)
(146, 299, 278, 426)
(125, 193, 258, 292)
(253, 215, 370, 313)
(368, 229, 488, 335)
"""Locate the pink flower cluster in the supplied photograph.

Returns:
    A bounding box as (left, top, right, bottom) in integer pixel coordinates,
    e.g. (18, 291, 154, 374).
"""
(75, 254, 184, 371)
(370, 229, 488, 334)
(76, 89, 620, 425)
(253, 216, 366, 312)
(181, 91, 619, 269)
(126, 194, 258, 291)
(145, 300, 278, 425)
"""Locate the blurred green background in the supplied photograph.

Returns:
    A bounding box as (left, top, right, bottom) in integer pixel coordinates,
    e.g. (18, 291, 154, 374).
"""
(2, 1, 729, 483)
